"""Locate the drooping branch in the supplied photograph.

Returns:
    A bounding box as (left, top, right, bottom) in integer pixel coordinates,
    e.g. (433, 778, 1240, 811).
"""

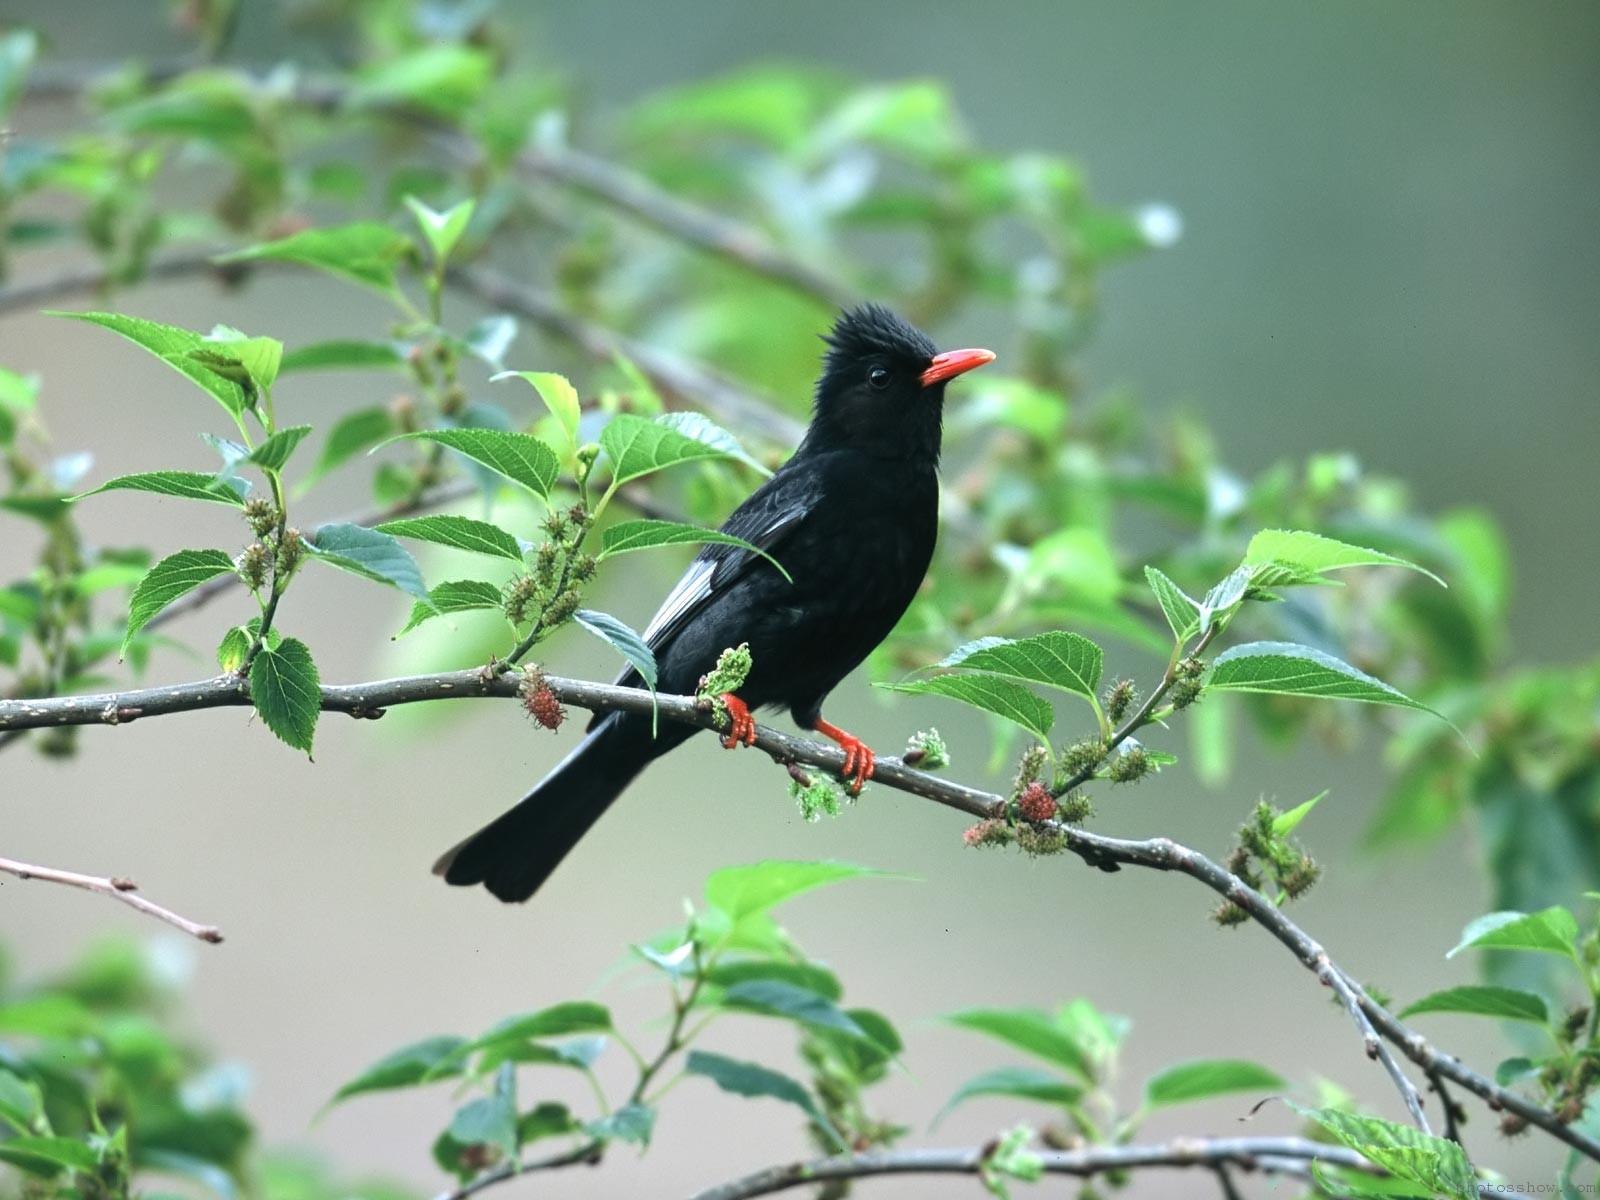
(0, 667, 1594, 1164)
(0, 854, 223, 943)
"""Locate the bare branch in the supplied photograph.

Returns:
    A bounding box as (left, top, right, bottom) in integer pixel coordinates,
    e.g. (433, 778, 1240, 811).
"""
(0, 854, 222, 943)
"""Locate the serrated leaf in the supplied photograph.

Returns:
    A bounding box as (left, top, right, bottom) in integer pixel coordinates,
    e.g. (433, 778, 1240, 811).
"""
(217, 223, 412, 295)
(721, 980, 867, 1039)
(382, 429, 560, 499)
(934, 631, 1102, 701)
(494, 370, 580, 450)
(685, 1051, 843, 1151)
(280, 340, 406, 374)
(77, 471, 247, 507)
(1198, 565, 1252, 631)
(705, 861, 894, 922)
(935, 1066, 1081, 1126)
(573, 609, 656, 692)
(1143, 1058, 1285, 1108)
(1144, 565, 1201, 642)
(123, 549, 236, 654)
(250, 637, 320, 754)
(301, 407, 396, 490)
(399, 579, 505, 635)
(244, 424, 313, 472)
(405, 196, 474, 266)
(1398, 985, 1549, 1024)
(1290, 1103, 1479, 1200)
(331, 1036, 467, 1104)
(944, 1008, 1093, 1082)
(596, 518, 792, 579)
(376, 515, 524, 561)
(1245, 529, 1445, 586)
(305, 523, 431, 604)
(880, 674, 1053, 745)
(1447, 907, 1580, 962)
(1272, 790, 1327, 837)
(654, 411, 771, 476)
(48, 311, 249, 417)
(600, 412, 738, 488)
(1205, 641, 1443, 718)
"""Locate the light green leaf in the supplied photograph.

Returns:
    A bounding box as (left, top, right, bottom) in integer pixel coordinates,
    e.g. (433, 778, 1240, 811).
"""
(0, 1068, 43, 1132)
(375, 515, 524, 561)
(879, 674, 1053, 745)
(704, 960, 843, 1001)
(1399, 985, 1549, 1024)
(935, 1066, 1081, 1126)
(251, 637, 320, 755)
(1447, 907, 1580, 962)
(455, 1002, 613, 1066)
(1205, 641, 1444, 718)
(382, 429, 560, 500)
(244, 424, 313, 472)
(583, 1102, 655, 1147)
(1144, 565, 1200, 642)
(685, 1051, 843, 1151)
(446, 1091, 516, 1159)
(705, 861, 893, 922)
(48, 311, 249, 417)
(934, 631, 1102, 701)
(348, 45, 491, 117)
(399, 580, 505, 635)
(0, 29, 39, 120)
(305, 523, 432, 604)
(200, 326, 283, 393)
(0, 1135, 98, 1176)
(1272, 790, 1327, 837)
(721, 980, 867, 1039)
(1198, 566, 1252, 631)
(600, 412, 737, 488)
(301, 407, 396, 490)
(1290, 1103, 1479, 1200)
(1143, 1058, 1284, 1108)
(217, 223, 413, 295)
(405, 196, 474, 266)
(1245, 529, 1445, 587)
(944, 1008, 1093, 1082)
(123, 549, 236, 655)
(655, 411, 771, 476)
(77, 471, 247, 507)
(573, 609, 657, 692)
(280, 340, 407, 374)
(597, 518, 791, 579)
(331, 1036, 468, 1104)
(493, 370, 580, 451)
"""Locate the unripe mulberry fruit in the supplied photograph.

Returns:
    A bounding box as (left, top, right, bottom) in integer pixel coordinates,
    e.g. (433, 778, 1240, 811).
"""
(1017, 782, 1057, 823)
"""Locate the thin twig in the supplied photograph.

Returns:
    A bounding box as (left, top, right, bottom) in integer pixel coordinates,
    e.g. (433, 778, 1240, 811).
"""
(1321, 958, 1430, 1132)
(0, 854, 222, 943)
(431, 1140, 602, 1200)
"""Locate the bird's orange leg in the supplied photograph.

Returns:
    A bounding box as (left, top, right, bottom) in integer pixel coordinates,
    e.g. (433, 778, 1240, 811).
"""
(811, 717, 875, 794)
(719, 693, 757, 749)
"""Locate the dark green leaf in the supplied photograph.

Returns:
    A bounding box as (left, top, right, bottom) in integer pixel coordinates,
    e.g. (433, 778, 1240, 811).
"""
(584, 1103, 655, 1147)
(245, 425, 313, 472)
(77, 471, 247, 507)
(383, 429, 560, 499)
(1399, 985, 1549, 1024)
(517, 1102, 577, 1145)
(879, 674, 1053, 745)
(935, 1066, 1081, 1126)
(280, 340, 406, 374)
(1205, 641, 1444, 719)
(1143, 1059, 1285, 1108)
(573, 609, 656, 692)
(375, 515, 524, 561)
(1447, 908, 1580, 962)
(251, 637, 320, 755)
(600, 413, 737, 488)
(705, 861, 894, 921)
(399, 579, 506, 635)
(944, 1008, 1093, 1081)
(704, 960, 841, 1001)
(934, 631, 1102, 701)
(332, 1036, 468, 1103)
(124, 549, 236, 655)
(721, 980, 867, 1039)
(48, 312, 249, 417)
(217, 224, 412, 295)
(305, 523, 431, 604)
(1245, 529, 1445, 587)
(597, 519, 791, 580)
(302, 408, 396, 489)
(1144, 565, 1201, 642)
(685, 1051, 842, 1151)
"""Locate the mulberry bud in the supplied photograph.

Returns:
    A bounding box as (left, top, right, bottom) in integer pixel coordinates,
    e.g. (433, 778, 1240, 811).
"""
(1108, 747, 1151, 784)
(1212, 900, 1250, 928)
(389, 392, 419, 431)
(521, 674, 565, 731)
(276, 528, 305, 576)
(566, 503, 589, 529)
(569, 553, 597, 584)
(441, 383, 467, 416)
(502, 575, 540, 625)
(1015, 825, 1066, 857)
(237, 542, 270, 591)
(1168, 676, 1204, 710)
(1282, 856, 1321, 899)
(1017, 782, 1057, 823)
(543, 588, 580, 627)
(534, 542, 561, 588)
(1498, 1113, 1529, 1139)
(242, 496, 276, 537)
(543, 509, 570, 540)
(903, 727, 949, 770)
(1061, 739, 1108, 776)
(1103, 678, 1138, 723)
(1057, 792, 1094, 824)
(962, 819, 1013, 849)
(1012, 743, 1048, 792)
(791, 776, 844, 822)
(1177, 655, 1205, 679)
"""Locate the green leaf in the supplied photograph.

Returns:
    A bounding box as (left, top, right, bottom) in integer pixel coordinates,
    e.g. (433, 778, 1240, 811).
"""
(405, 196, 474, 267)
(654, 411, 771, 476)
(1143, 1058, 1285, 1108)
(1290, 1103, 1479, 1200)
(217, 223, 413, 295)
(1144, 565, 1201, 642)
(305, 523, 432, 604)
(944, 1008, 1093, 1082)
(722, 980, 867, 1039)
(685, 1051, 843, 1151)
(199, 326, 283, 393)
(704, 960, 842, 1001)
(375, 515, 524, 561)
(279, 340, 406, 374)
(935, 1066, 1082, 1126)
(517, 1102, 578, 1146)
(0, 1135, 99, 1176)
(1245, 529, 1445, 587)
(348, 45, 491, 117)
(1205, 641, 1444, 718)
(463, 1002, 613, 1059)
(1399, 985, 1549, 1024)
(77, 471, 247, 507)
(244, 425, 313, 472)
(494, 371, 580, 451)
(705, 861, 893, 922)
(584, 1102, 655, 1147)
(251, 637, 320, 754)
(879, 674, 1053, 745)
(600, 412, 738, 488)
(301, 408, 396, 490)
(399, 579, 506, 635)
(447, 1063, 517, 1159)
(573, 609, 656, 692)
(934, 631, 1102, 701)
(1309, 1160, 1438, 1199)
(1198, 566, 1252, 631)
(597, 518, 792, 580)
(1447, 907, 1580, 962)
(331, 1036, 468, 1104)
(1272, 790, 1327, 837)
(382, 429, 560, 500)
(124, 549, 236, 655)
(0, 1068, 43, 1132)
(0, 995, 98, 1038)
(48, 311, 249, 417)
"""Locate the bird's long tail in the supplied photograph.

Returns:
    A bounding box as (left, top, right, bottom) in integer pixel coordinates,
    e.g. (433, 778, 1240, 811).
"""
(433, 712, 694, 903)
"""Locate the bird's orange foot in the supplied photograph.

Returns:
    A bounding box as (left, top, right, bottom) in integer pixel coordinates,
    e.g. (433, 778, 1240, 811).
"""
(719, 692, 757, 749)
(812, 718, 876, 794)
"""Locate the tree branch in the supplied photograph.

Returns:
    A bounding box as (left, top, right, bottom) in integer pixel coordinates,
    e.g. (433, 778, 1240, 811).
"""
(0, 666, 1594, 1164)
(0, 854, 222, 943)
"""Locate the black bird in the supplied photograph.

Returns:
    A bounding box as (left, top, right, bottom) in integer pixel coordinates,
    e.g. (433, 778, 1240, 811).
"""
(434, 304, 994, 902)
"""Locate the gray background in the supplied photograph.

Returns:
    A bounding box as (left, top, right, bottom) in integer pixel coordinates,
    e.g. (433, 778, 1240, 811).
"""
(4, 1, 1597, 1194)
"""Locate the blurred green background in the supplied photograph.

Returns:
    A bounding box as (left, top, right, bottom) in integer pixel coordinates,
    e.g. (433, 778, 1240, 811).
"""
(4, 1, 1598, 1194)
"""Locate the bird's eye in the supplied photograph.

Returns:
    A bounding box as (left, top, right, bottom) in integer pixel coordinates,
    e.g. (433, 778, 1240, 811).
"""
(867, 366, 890, 390)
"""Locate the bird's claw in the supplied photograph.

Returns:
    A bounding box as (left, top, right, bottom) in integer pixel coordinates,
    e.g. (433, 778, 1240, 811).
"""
(719, 692, 756, 749)
(813, 718, 875, 794)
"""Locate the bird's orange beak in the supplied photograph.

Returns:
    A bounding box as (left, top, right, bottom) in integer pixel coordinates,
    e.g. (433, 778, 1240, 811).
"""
(920, 347, 996, 388)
